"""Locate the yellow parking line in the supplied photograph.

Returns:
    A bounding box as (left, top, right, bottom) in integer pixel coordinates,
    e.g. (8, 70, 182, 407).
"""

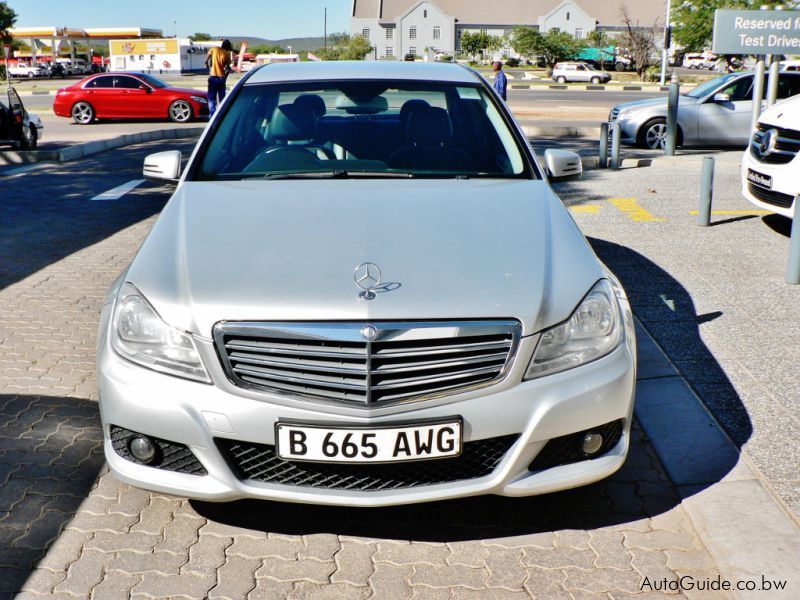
(569, 205, 603, 214)
(609, 198, 665, 222)
(688, 210, 772, 215)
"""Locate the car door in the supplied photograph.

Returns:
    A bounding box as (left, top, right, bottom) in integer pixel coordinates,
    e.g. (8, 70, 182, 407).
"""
(112, 75, 156, 118)
(575, 64, 590, 82)
(82, 75, 116, 117)
(695, 75, 756, 146)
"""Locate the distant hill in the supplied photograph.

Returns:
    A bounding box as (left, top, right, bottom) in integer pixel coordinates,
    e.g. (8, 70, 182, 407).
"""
(226, 36, 327, 52)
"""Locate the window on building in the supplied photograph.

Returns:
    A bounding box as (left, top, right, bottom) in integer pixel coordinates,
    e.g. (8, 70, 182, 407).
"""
(566, 12, 570, 20)
(424, 10, 427, 18)
(575, 28, 583, 39)
(410, 26, 417, 39)
(386, 27, 394, 39)
(385, 47, 394, 58)
(480, 28, 487, 36)
(409, 46, 417, 55)
(457, 29, 463, 39)
(362, 28, 370, 39)
(433, 26, 441, 40)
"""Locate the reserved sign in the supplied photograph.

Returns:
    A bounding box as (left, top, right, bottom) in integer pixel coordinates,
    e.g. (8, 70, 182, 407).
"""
(713, 9, 800, 54)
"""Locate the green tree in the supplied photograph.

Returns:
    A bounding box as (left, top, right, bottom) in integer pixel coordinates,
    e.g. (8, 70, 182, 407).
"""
(587, 29, 610, 70)
(188, 32, 213, 42)
(536, 29, 586, 69)
(511, 26, 541, 62)
(249, 44, 287, 55)
(670, 0, 794, 52)
(1, 1, 18, 44)
(459, 31, 502, 61)
(314, 33, 372, 60)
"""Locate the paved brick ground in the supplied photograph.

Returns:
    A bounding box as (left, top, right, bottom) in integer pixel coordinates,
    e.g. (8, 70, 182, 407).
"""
(1, 141, 727, 598)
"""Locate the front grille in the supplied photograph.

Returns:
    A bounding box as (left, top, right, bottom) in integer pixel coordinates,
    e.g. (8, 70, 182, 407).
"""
(214, 321, 520, 406)
(747, 182, 795, 209)
(528, 420, 623, 472)
(215, 434, 519, 490)
(110, 425, 207, 475)
(750, 123, 800, 164)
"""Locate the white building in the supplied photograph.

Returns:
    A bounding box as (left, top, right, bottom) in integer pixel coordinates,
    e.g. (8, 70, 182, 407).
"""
(109, 38, 218, 74)
(351, 0, 665, 60)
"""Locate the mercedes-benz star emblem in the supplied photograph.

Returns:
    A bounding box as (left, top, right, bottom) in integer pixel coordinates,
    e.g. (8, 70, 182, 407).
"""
(759, 128, 778, 157)
(361, 325, 378, 341)
(354, 262, 382, 300)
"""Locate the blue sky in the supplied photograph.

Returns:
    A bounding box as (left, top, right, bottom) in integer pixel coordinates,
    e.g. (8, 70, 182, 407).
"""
(10, 0, 352, 39)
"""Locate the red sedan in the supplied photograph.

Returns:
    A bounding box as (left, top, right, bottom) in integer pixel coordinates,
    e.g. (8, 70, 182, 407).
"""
(53, 72, 209, 125)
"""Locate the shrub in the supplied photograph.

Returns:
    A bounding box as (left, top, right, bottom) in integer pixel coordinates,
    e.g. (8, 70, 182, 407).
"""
(505, 57, 520, 68)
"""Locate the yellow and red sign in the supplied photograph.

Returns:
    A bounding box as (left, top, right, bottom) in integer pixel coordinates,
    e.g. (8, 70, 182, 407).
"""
(110, 39, 179, 55)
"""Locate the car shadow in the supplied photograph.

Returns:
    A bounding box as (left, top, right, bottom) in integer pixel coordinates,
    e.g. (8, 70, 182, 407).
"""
(192, 238, 750, 542)
(0, 394, 104, 595)
(0, 139, 192, 292)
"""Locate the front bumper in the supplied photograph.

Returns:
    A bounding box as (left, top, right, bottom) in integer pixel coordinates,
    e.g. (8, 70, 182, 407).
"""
(741, 149, 798, 218)
(98, 307, 637, 507)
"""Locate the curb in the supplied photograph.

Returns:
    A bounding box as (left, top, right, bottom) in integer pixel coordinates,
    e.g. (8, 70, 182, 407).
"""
(633, 319, 798, 594)
(0, 126, 205, 168)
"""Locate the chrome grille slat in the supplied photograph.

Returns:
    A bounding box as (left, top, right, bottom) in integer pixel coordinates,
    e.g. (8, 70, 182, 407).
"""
(752, 124, 800, 164)
(214, 320, 521, 406)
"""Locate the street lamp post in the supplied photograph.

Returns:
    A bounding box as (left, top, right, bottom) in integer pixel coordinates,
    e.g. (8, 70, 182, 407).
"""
(659, 0, 672, 86)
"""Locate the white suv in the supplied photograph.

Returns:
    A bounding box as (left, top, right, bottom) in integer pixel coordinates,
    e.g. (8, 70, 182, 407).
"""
(742, 94, 800, 218)
(552, 62, 611, 84)
(8, 64, 45, 78)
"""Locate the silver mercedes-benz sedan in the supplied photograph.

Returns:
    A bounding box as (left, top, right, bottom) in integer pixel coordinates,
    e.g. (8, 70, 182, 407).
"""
(611, 71, 800, 149)
(98, 61, 636, 506)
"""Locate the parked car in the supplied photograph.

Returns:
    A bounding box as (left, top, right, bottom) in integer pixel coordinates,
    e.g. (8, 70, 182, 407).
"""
(610, 71, 800, 149)
(682, 53, 716, 70)
(53, 72, 209, 124)
(0, 86, 43, 149)
(42, 62, 65, 78)
(741, 94, 800, 218)
(96, 61, 636, 506)
(8, 64, 45, 78)
(552, 62, 612, 84)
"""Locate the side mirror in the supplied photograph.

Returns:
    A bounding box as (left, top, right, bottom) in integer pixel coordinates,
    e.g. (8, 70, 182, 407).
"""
(544, 149, 583, 181)
(139, 84, 152, 93)
(713, 93, 731, 103)
(143, 150, 182, 182)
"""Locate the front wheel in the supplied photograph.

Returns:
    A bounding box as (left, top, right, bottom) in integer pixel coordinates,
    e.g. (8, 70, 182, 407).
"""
(20, 125, 38, 150)
(556, 76, 566, 84)
(169, 100, 193, 123)
(590, 76, 601, 84)
(71, 101, 95, 125)
(27, 72, 35, 79)
(615, 62, 626, 72)
(638, 118, 670, 149)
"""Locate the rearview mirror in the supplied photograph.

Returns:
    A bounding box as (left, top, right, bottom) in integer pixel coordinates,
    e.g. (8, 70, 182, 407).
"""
(543, 149, 583, 181)
(143, 150, 182, 182)
(713, 93, 731, 103)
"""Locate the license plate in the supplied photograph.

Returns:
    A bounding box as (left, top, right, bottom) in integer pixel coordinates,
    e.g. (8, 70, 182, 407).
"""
(747, 169, 773, 190)
(275, 420, 462, 463)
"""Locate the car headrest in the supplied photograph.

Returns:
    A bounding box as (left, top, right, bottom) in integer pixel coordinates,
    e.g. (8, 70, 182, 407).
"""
(270, 104, 317, 141)
(293, 94, 326, 118)
(407, 107, 452, 146)
(399, 99, 430, 129)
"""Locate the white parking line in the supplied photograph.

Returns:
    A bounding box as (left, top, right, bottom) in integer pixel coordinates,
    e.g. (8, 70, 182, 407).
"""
(1, 163, 51, 178)
(91, 179, 146, 201)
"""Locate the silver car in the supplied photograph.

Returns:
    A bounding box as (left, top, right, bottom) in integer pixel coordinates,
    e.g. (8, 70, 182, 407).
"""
(98, 61, 636, 506)
(611, 71, 800, 149)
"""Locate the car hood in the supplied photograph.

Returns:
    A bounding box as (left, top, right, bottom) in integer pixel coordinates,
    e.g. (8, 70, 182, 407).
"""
(615, 95, 700, 114)
(759, 94, 800, 130)
(167, 87, 207, 97)
(126, 179, 604, 338)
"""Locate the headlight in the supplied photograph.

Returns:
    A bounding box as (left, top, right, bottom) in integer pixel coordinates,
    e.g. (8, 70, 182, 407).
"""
(111, 283, 210, 383)
(525, 279, 622, 380)
(190, 95, 208, 104)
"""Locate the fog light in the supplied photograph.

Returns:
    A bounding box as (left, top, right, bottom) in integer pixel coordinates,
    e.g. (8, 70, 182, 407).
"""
(581, 432, 604, 456)
(129, 435, 157, 463)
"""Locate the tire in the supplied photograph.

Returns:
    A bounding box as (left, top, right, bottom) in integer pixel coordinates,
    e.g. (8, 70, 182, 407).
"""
(637, 118, 679, 150)
(27, 72, 35, 78)
(20, 125, 38, 150)
(556, 75, 566, 84)
(71, 101, 95, 125)
(615, 62, 626, 72)
(590, 76, 601, 84)
(169, 99, 193, 123)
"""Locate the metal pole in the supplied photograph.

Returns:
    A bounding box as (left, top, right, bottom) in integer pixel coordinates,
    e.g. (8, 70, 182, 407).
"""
(610, 121, 621, 170)
(324, 7, 327, 49)
(665, 80, 680, 155)
(788, 198, 800, 284)
(698, 157, 715, 227)
(766, 58, 780, 107)
(599, 122, 609, 169)
(659, 0, 672, 86)
(751, 58, 765, 132)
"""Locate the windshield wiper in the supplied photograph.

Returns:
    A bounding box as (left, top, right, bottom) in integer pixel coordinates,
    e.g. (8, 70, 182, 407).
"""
(259, 170, 418, 180)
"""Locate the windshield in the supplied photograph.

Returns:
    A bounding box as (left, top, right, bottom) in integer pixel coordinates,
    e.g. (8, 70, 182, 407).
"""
(137, 73, 169, 89)
(686, 74, 737, 98)
(194, 81, 530, 180)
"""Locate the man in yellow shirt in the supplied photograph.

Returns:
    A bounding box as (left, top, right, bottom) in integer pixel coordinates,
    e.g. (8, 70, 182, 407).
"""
(205, 39, 233, 116)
